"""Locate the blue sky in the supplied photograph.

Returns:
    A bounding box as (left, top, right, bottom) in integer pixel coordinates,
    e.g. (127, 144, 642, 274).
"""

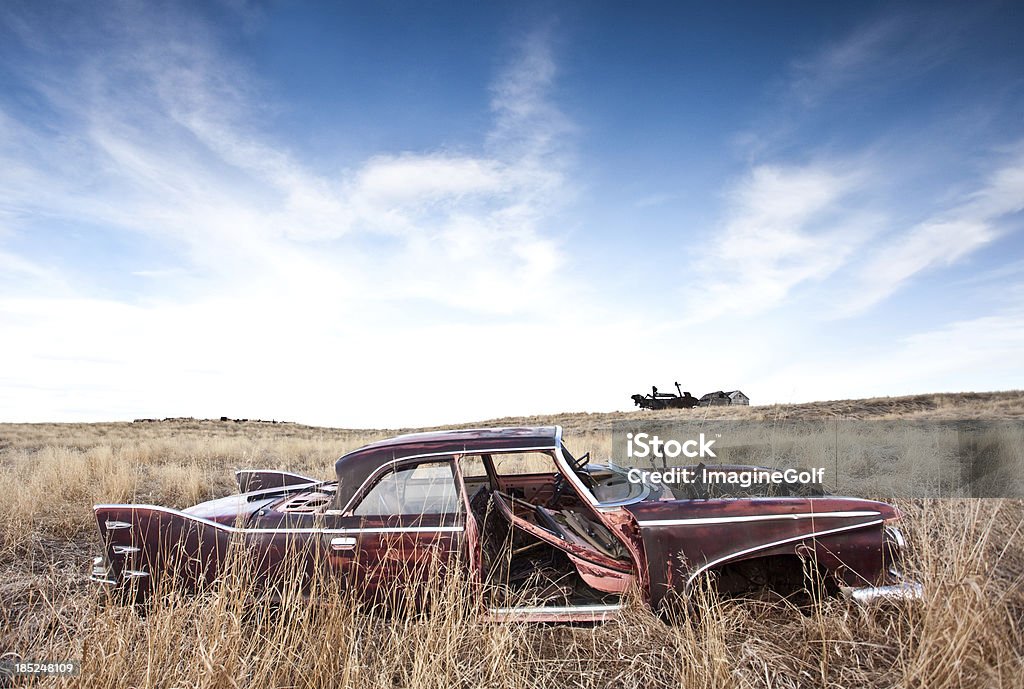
(1, 1, 1022, 427)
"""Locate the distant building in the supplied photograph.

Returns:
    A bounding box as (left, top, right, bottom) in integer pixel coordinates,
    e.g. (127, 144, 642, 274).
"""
(698, 390, 750, 406)
(727, 390, 750, 405)
(699, 391, 731, 406)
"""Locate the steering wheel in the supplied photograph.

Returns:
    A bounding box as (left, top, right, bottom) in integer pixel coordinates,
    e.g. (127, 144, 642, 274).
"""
(571, 451, 591, 471)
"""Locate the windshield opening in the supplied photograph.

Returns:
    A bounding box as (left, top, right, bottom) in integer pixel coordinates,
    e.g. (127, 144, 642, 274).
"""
(560, 444, 647, 505)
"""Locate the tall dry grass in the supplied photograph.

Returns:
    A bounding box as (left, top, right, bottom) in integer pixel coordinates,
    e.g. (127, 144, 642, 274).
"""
(1, 393, 1023, 688)
(4, 499, 1021, 688)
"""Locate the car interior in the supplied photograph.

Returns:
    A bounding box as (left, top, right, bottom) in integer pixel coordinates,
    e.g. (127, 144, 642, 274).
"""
(275, 448, 636, 608)
(461, 450, 633, 609)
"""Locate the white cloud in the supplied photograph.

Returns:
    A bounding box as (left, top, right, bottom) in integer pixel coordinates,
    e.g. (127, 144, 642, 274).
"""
(687, 148, 1024, 324)
(0, 6, 592, 424)
(788, 10, 964, 110)
(841, 149, 1024, 313)
(0, 5, 574, 309)
(0, 4, 1021, 426)
(702, 4, 1024, 324)
(354, 156, 506, 206)
(488, 25, 573, 159)
(789, 18, 904, 107)
(681, 163, 874, 321)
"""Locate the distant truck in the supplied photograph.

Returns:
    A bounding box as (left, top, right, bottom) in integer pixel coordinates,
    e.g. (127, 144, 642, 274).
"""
(631, 383, 699, 410)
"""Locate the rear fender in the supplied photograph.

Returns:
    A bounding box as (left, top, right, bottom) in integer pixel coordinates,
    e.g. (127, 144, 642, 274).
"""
(93, 505, 234, 597)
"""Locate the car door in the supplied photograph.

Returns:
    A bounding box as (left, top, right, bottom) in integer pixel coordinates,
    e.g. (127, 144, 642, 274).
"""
(323, 457, 466, 608)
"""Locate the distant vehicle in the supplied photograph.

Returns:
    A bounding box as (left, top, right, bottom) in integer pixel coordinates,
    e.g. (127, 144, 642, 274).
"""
(92, 426, 919, 620)
(631, 382, 699, 409)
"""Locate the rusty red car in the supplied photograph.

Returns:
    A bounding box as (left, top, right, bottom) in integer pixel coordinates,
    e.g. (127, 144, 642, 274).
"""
(91, 426, 920, 621)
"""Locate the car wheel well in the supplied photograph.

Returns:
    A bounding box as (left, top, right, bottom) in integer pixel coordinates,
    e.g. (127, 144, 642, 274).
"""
(701, 553, 838, 600)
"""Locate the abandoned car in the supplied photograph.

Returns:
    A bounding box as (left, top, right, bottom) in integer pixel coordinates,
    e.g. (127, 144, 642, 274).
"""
(91, 426, 920, 621)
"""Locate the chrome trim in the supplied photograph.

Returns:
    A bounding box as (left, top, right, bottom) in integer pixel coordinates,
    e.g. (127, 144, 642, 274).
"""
(90, 575, 118, 585)
(885, 525, 906, 549)
(487, 603, 623, 616)
(686, 518, 885, 588)
(122, 569, 149, 578)
(638, 510, 880, 527)
(552, 426, 601, 507)
(91, 557, 110, 578)
(842, 581, 923, 603)
(112, 545, 140, 555)
(334, 526, 463, 534)
(330, 537, 357, 551)
(94, 504, 464, 536)
(104, 520, 132, 530)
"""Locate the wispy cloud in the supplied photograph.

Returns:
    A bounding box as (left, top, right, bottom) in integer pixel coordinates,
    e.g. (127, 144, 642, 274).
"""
(696, 5, 1023, 326)
(0, 3, 1020, 424)
(680, 161, 876, 321)
(0, 4, 574, 313)
(840, 147, 1024, 313)
(0, 5, 590, 424)
(737, 7, 980, 160)
(787, 12, 961, 108)
(686, 144, 1024, 324)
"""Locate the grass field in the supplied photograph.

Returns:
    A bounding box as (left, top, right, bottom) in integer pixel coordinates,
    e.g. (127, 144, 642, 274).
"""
(1, 391, 1023, 688)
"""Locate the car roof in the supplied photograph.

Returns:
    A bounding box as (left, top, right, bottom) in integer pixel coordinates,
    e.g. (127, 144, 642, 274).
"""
(357, 426, 561, 451)
(332, 426, 562, 511)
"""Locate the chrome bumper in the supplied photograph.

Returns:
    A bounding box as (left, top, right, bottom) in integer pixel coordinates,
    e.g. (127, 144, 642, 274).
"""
(842, 525, 924, 603)
(90, 556, 118, 585)
(841, 580, 923, 604)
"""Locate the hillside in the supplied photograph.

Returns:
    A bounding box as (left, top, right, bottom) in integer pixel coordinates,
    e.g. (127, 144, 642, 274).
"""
(4, 390, 1023, 448)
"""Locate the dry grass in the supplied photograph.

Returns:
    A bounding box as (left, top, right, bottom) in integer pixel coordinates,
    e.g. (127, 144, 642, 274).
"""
(1, 391, 1023, 688)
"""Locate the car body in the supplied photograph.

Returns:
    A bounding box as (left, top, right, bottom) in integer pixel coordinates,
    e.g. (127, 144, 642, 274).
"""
(91, 426, 920, 621)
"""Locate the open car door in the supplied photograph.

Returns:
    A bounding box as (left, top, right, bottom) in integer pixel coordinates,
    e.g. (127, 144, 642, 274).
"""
(478, 491, 633, 622)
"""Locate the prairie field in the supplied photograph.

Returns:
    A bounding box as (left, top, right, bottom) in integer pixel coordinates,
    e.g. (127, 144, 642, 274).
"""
(1, 391, 1023, 688)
